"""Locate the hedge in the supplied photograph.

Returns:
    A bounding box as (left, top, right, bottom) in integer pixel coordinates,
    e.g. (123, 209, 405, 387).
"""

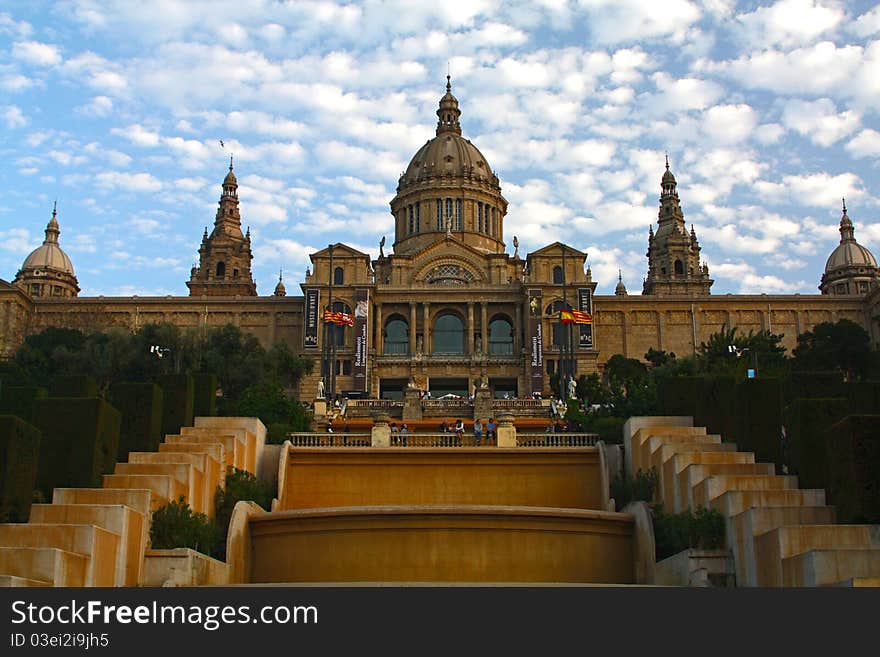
(49, 375, 98, 398)
(192, 373, 217, 418)
(784, 371, 845, 402)
(0, 415, 41, 522)
(31, 397, 121, 498)
(784, 397, 848, 491)
(155, 374, 194, 437)
(110, 382, 163, 461)
(825, 415, 880, 523)
(0, 386, 48, 424)
(735, 378, 785, 470)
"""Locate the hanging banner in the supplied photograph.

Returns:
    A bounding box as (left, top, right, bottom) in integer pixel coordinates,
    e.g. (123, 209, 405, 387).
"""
(353, 289, 369, 392)
(578, 287, 593, 349)
(304, 289, 320, 349)
(528, 289, 543, 394)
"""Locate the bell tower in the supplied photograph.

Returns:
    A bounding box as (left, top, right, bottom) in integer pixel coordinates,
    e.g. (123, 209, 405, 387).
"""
(187, 158, 257, 297)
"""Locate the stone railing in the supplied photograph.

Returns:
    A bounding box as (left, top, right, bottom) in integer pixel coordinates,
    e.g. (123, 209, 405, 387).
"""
(344, 399, 404, 418)
(421, 399, 475, 413)
(516, 433, 600, 447)
(287, 433, 372, 447)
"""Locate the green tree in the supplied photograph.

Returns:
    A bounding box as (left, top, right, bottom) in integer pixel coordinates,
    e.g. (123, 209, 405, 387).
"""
(792, 319, 875, 381)
(213, 468, 274, 560)
(575, 373, 608, 406)
(149, 496, 218, 557)
(603, 354, 648, 385)
(644, 348, 674, 368)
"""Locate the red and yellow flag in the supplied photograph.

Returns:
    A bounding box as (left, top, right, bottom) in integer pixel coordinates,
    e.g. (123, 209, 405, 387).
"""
(323, 310, 354, 326)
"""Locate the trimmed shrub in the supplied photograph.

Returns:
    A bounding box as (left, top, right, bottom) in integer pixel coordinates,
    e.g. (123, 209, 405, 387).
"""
(825, 415, 880, 523)
(49, 375, 98, 398)
(785, 371, 845, 402)
(110, 382, 163, 460)
(784, 397, 848, 490)
(31, 397, 121, 498)
(192, 373, 217, 418)
(658, 376, 702, 417)
(845, 382, 880, 414)
(213, 467, 274, 560)
(150, 496, 218, 557)
(0, 415, 41, 522)
(611, 467, 658, 509)
(652, 506, 725, 561)
(735, 378, 785, 470)
(155, 374, 194, 437)
(590, 416, 625, 444)
(0, 386, 48, 424)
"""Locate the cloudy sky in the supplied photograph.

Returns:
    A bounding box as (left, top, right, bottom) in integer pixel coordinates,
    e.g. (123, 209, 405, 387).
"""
(1, 1, 879, 297)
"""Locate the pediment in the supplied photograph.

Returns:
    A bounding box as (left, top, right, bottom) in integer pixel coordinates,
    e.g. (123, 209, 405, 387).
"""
(409, 239, 495, 285)
(526, 241, 586, 259)
(310, 242, 370, 260)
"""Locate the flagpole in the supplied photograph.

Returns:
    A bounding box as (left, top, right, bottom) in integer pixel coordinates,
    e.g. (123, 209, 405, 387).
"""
(561, 245, 568, 396)
(329, 244, 337, 401)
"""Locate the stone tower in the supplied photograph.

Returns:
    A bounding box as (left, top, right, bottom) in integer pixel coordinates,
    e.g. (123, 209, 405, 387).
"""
(820, 199, 880, 295)
(14, 202, 80, 298)
(642, 157, 712, 296)
(187, 158, 257, 297)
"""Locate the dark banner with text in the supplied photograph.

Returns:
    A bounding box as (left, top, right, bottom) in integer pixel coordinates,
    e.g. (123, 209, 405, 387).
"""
(578, 287, 593, 349)
(528, 289, 543, 394)
(353, 289, 368, 392)
(304, 288, 320, 349)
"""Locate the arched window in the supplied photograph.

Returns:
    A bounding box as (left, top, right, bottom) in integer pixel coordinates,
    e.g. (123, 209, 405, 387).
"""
(216, 262, 226, 278)
(674, 260, 684, 276)
(488, 317, 514, 355)
(328, 301, 351, 347)
(384, 317, 409, 355)
(334, 267, 344, 285)
(434, 313, 464, 354)
(553, 266, 564, 284)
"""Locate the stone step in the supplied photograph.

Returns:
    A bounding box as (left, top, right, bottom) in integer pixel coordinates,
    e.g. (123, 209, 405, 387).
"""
(159, 442, 227, 478)
(630, 426, 707, 473)
(0, 547, 88, 586)
(783, 549, 880, 587)
(662, 451, 755, 510)
(0, 524, 118, 586)
(711, 489, 827, 518)
(53, 488, 152, 518)
(165, 434, 243, 470)
(755, 525, 880, 587)
(729, 506, 838, 587)
(693, 475, 799, 509)
(30, 504, 146, 586)
(0, 575, 52, 587)
(643, 434, 722, 479)
(128, 452, 222, 518)
(193, 417, 266, 477)
(102, 474, 185, 512)
(114, 462, 205, 515)
(677, 463, 776, 514)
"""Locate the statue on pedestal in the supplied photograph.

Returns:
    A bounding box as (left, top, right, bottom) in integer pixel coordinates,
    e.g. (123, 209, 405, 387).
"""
(317, 378, 325, 399)
(567, 376, 577, 400)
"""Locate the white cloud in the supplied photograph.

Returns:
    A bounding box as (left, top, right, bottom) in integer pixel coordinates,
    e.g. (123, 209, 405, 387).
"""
(646, 73, 724, 114)
(852, 5, 880, 37)
(701, 104, 758, 145)
(75, 95, 113, 118)
(735, 0, 844, 48)
(95, 171, 163, 192)
(846, 129, 880, 159)
(755, 172, 865, 208)
(12, 40, 62, 66)
(781, 98, 860, 147)
(112, 124, 160, 147)
(1, 105, 27, 128)
(578, 0, 702, 45)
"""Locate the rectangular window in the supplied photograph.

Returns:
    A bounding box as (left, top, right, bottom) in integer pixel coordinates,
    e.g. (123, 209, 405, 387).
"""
(408, 205, 413, 234)
(446, 198, 452, 221)
(478, 203, 483, 232)
(437, 199, 443, 230)
(416, 202, 420, 232)
(455, 199, 462, 230)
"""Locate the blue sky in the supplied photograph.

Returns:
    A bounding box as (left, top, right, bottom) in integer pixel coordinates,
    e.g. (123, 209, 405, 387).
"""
(1, 0, 879, 297)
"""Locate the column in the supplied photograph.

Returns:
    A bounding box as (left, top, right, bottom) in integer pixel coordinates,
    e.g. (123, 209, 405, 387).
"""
(467, 302, 475, 354)
(423, 302, 430, 355)
(409, 302, 417, 355)
(514, 303, 522, 353)
(375, 303, 383, 356)
(480, 302, 488, 353)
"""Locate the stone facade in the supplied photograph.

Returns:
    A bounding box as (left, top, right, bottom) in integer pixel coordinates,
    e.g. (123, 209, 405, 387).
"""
(0, 81, 875, 400)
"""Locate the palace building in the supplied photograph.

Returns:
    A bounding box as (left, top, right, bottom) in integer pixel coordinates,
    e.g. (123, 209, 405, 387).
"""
(2, 80, 879, 401)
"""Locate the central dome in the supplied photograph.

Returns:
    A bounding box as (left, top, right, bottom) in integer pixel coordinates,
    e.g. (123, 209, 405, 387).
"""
(388, 77, 508, 256)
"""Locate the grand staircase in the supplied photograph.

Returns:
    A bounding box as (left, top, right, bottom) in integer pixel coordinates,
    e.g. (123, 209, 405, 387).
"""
(0, 418, 262, 587)
(625, 417, 880, 586)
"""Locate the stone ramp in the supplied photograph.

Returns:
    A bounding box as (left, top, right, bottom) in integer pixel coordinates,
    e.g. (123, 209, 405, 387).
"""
(625, 416, 880, 588)
(0, 417, 263, 587)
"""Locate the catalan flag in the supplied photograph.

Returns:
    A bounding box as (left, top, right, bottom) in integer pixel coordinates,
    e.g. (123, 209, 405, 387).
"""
(323, 309, 354, 326)
(560, 310, 575, 324)
(560, 309, 592, 324)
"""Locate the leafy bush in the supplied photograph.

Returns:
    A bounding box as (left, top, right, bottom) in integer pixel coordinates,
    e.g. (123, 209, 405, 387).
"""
(652, 506, 725, 561)
(611, 467, 658, 509)
(149, 496, 218, 557)
(213, 468, 274, 560)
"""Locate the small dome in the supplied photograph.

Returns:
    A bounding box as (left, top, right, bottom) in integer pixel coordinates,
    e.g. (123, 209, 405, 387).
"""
(21, 207, 75, 277)
(223, 156, 236, 185)
(824, 201, 877, 273)
(615, 270, 628, 296)
(273, 270, 286, 297)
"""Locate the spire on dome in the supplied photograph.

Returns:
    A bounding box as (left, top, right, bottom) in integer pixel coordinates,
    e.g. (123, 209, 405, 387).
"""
(273, 268, 286, 297)
(436, 75, 462, 136)
(840, 197, 855, 242)
(615, 269, 628, 296)
(661, 155, 677, 197)
(45, 201, 60, 244)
